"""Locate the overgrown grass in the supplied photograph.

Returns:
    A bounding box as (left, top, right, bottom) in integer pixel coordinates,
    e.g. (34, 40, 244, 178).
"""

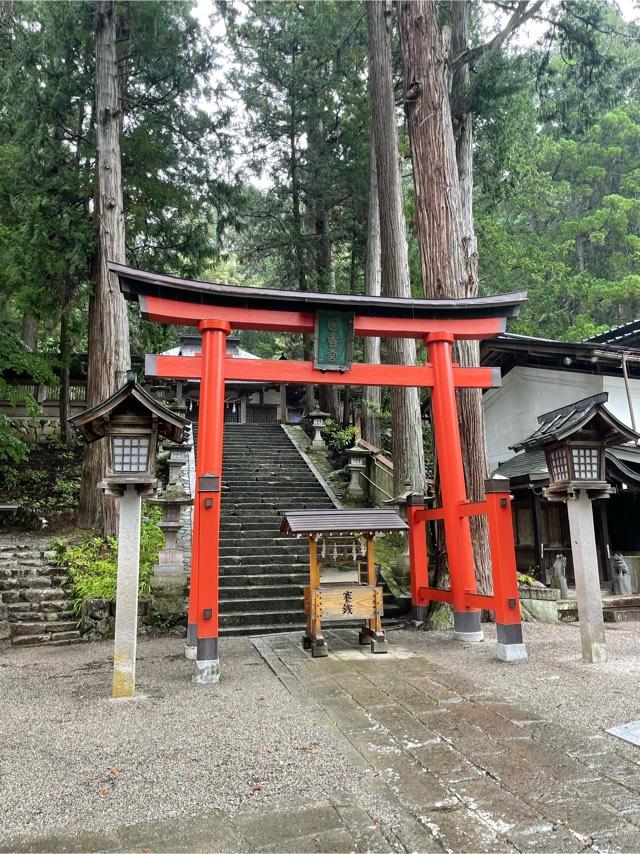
(53, 505, 164, 613)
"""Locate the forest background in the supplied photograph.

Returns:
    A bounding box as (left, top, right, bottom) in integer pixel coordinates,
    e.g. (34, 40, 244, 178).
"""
(1, 0, 639, 539)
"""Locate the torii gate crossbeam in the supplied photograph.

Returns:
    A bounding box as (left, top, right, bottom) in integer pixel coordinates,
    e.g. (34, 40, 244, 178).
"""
(109, 262, 529, 681)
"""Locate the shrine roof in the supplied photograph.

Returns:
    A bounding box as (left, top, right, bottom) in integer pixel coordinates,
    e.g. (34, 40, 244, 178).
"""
(279, 508, 408, 535)
(511, 392, 640, 452)
(110, 262, 526, 321)
(69, 380, 187, 444)
(494, 445, 640, 488)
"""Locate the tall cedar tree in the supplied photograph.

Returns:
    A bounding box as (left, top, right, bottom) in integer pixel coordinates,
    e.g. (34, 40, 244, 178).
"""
(366, 1, 425, 494)
(78, 0, 130, 535)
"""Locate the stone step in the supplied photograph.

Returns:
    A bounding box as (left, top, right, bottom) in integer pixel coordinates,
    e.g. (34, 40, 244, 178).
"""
(221, 596, 304, 614)
(219, 573, 309, 588)
(7, 608, 76, 622)
(220, 554, 311, 568)
(11, 634, 50, 646)
(219, 609, 306, 628)
(11, 619, 78, 637)
(46, 635, 88, 646)
(220, 622, 308, 637)
(219, 561, 311, 575)
(604, 607, 640, 622)
(220, 583, 304, 599)
(219, 544, 310, 557)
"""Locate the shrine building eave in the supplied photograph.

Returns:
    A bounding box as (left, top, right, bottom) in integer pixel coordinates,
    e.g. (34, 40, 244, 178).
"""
(109, 262, 526, 323)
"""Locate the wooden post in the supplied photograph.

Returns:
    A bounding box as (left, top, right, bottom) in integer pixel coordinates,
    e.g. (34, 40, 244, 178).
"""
(304, 535, 327, 657)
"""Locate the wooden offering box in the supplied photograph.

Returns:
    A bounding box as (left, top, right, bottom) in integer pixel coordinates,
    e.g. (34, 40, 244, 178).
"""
(280, 509, 408, 657)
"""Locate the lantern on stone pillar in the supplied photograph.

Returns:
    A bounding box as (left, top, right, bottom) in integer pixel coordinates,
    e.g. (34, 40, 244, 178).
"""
(70, 380, 186, 698)
(512, 392, 640, 664)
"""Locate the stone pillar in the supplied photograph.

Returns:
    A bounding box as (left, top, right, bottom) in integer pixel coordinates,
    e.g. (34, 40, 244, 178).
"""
(112, 485, 142, 698)
(566, 490, 608, 664)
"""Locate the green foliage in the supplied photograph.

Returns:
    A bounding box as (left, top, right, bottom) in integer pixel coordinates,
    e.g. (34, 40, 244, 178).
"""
(0, 436, 82, 524)
(320, 419, 357, 468)
(518, 573, 538, 588)
(53, 505, 164, 612)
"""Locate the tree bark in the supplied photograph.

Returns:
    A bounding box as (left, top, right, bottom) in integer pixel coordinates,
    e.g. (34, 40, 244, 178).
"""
(59, 308, 71, 443)
(361, 133, 383, 450)
(21, 314, 38, 350)
(400, 0, 491, 593)
(366, 0, 424, 493)
(78, 0, 130, 536)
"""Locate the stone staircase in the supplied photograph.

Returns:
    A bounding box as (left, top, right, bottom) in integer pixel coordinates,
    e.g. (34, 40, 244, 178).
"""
(218, 424, 406, 636)
(0, 535, 84, 647)
(219, 424, 335, 636)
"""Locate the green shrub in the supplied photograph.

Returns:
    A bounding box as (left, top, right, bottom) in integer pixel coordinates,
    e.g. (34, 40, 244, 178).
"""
(53, 505, 164, 612)
(320, 419, 357, 468)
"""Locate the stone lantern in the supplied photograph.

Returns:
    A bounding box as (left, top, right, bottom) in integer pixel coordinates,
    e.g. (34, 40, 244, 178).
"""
(512, 392, 640, 664)
(147, 436, 194, 584)
(309, 406, 330, 448)
(70, 380, 186, 698)
(346, 445, 371, 499)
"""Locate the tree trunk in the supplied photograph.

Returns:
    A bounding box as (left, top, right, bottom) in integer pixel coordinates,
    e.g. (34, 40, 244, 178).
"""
(78, 0, 130, 536)
(59, 308, 71, 443)
(399, 0, 491, 594)
(342, 385, 352, 428)
(366, 0, 424, 494)
(21, 314, 38, 350)
(361, 134, 383, 450)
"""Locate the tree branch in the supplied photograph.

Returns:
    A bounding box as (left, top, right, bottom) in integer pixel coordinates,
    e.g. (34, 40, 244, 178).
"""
(451, 0, 544, 76)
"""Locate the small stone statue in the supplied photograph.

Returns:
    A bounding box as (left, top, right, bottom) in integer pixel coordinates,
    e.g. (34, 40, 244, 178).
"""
(551, 554, 569, 599)
(612, 552, 632, 597)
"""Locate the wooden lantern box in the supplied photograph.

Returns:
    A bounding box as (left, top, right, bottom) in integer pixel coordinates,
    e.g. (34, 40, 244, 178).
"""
(280, 509, 408, 657)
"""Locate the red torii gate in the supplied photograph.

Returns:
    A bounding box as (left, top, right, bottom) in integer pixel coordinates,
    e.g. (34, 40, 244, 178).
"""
(110, 262, 529, 682)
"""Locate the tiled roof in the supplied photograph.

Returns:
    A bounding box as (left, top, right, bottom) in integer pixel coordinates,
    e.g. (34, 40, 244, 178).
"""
(584, 320, 640, 347)
(512, 393, 640, 452)
(280, 508, 407, 535)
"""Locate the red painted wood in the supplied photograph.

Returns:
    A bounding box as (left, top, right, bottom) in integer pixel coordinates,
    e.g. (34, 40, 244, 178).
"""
(354, 314, 504, 339)
(141, 295, 505, 339)
(427, 333, 479, 617)
(191, 321, 230, 650)
(407, 505, 429, 609)
(485, 490, 522, 625)
(146, 354, 499, 389)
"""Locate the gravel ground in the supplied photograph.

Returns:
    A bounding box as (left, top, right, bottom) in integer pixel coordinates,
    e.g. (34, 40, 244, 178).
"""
(0, 636, 365, 844)
(394, 620, 640, 733)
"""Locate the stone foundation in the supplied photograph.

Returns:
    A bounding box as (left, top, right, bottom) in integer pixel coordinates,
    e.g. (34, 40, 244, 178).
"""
(7, 417, 61, 443)
(519, 586, 561, 623)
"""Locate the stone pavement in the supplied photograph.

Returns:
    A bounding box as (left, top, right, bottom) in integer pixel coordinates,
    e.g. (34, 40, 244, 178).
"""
(254, 629, 640, 853)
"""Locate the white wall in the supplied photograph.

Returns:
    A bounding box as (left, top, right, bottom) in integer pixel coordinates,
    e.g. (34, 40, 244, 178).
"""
(484, 367, 602, 467)
(484, 366, 640, 468)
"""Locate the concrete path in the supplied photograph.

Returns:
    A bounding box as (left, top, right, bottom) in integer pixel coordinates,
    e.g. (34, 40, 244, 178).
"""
(254, 629, 640, 853)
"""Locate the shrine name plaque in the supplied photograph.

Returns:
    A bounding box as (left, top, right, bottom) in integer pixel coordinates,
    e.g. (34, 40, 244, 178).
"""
(314, 311, 354, 371)
(306, 585, 382, 621)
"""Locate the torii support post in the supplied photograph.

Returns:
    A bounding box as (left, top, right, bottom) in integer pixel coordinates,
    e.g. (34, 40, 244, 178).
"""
(406, 494, 429, 623)
(427, 333, 482, 642)
(407, 478, 527, 662)
(190, 319, 230, 683)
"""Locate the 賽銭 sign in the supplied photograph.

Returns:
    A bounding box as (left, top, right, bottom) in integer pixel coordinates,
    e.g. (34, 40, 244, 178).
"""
(314, 311, 354, 371)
